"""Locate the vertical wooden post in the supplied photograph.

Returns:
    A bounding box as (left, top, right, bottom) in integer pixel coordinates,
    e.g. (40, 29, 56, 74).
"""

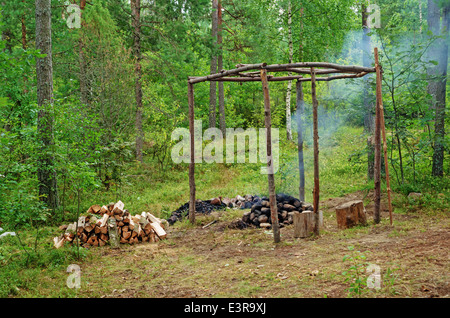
(188, 81, 196, 224)
(260, 68, 281, 243)
(374, 47, 393, 225)
(311, 68, 320, 236)
(296, 80, 305, 202)
(374, 49, 382, 224)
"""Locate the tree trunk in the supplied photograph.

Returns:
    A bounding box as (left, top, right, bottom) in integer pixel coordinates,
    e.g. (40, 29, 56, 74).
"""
(209, 0, 219, 128)
(362, 4, 375, 180)
(311, 68, 320, 236)
(131, 0, 144, 163)
(296, 81, 305, 201)
(35, 0, 58, 210)
(188, 82, 196, 224)
(285, 1, 293, 141)
(374, 48, 383, 224)
(79, 0, 88, 105)
(427, 0, 449, 177)
(218, 0, 226, 136)
(261, 69, 280, 244)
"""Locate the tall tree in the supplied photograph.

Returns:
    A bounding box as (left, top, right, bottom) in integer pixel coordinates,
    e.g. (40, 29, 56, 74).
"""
(35, 0, 58, 210)
(427, 0, 449, 177)
(218, 0, 225, 136)
(131, 0, 144, 163)
(209, 0, 218, 128)
(362, 3, 375, 180)
(285, 0, 293, 141)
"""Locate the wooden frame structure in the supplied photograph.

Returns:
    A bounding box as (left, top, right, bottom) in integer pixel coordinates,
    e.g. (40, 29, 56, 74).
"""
(187, 47, 392, 243)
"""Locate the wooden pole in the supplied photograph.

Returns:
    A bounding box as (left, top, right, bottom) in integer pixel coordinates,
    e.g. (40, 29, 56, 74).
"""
(188, 81, 196, 224)
(373, 49, 382, 224)
(296, 80, 305, 202)
(374, 47, 393, 225)
(260, 68, 281, 243)
(311, 68, 320, 236)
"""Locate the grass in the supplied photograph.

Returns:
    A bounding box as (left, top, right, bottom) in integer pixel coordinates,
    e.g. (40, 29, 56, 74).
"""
(1, 125, 449, 298)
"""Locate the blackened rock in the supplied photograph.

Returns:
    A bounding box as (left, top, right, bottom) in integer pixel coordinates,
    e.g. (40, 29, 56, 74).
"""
(293, 199, 302, 208)
(258, 215, 268, 223)
(261, 207, 271, 215)
(251, 203, 263, 212)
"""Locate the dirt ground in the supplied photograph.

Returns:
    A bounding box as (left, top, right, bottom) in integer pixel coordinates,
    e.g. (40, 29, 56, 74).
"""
(79, 191, 449, 298)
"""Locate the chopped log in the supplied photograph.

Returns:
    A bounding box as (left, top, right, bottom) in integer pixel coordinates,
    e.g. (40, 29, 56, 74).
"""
(98, 213, 109, 227)
(150, 222, 167, 239)
(80, 232, 88, 243)
(85, 224, 94, 233)
(335, 200, 367, 229)
(99, 233, 108, 242)
(122, 231, 132, 240)
(100, 205, 108, 214)
(90, 205, 101, 214)
(98, 239, 106, 247)
(143, 223, 152, 235)
(122, 225, 129, 233)
(120, 237, 128, 244)
(94, 226, 101, 235)
(293, 211, 315, 238)
(100, 226, 108, 235)
(113, 200, 125, 215)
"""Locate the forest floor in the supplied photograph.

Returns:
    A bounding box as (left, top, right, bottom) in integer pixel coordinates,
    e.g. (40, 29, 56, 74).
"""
(62, 191, 449, 298)
(2, 126, 448, 298)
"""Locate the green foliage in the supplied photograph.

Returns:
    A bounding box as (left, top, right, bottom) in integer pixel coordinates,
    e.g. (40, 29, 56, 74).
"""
(342, 246, 369, 297)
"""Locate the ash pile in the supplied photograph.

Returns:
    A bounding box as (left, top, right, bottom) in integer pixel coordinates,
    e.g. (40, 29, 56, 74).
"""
(167, 198, 227, 225)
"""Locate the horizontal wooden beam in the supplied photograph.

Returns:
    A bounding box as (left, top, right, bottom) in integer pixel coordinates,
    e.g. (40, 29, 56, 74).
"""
(199, 72, 369, 83)
(189, 63, 375, 84)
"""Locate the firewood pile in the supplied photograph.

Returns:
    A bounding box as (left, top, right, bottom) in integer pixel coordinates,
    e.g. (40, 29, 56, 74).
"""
(242, 193, 313, 229)
(53, 201, 168, 249)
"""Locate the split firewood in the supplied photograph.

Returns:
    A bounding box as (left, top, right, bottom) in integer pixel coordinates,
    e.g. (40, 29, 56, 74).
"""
(85, 223, 94, 233)
(98, 213, 109, 227)
(112, 200, 125, 215)
(122, 231, 132, 240)
(100, 205, 108, 215)
(150, 222, 167, 239)
(143, 223, 152, 235)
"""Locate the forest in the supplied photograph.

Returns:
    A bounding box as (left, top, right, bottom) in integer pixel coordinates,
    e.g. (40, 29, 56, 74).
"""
(0, 0, 449, 300)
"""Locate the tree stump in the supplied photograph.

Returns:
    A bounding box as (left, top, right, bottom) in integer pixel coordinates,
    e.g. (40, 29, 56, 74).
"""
(108, 217, 120, 248)
(293, 211, 314, 238)
(335, 200, 367, 229)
